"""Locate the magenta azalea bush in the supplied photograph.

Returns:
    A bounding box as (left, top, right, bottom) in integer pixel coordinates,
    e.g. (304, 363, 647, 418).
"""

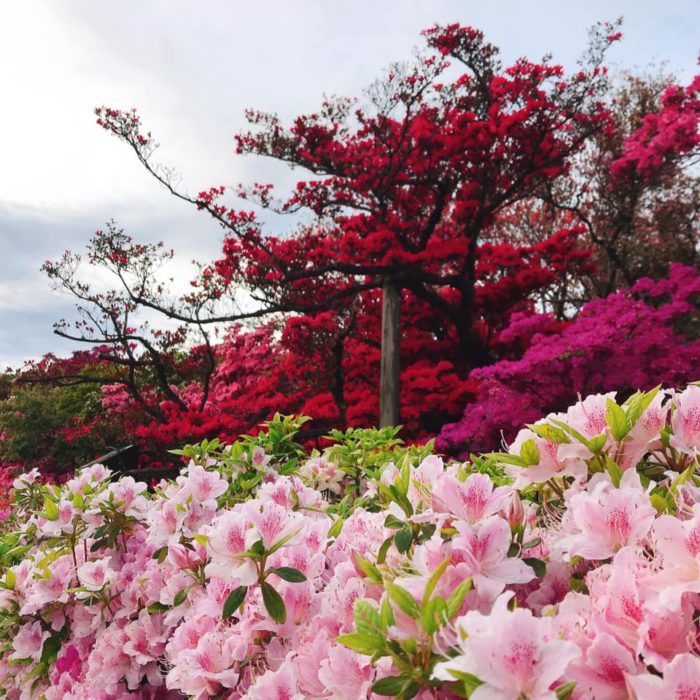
(0, 388, 700, 698)
(438, 263, 700, 455)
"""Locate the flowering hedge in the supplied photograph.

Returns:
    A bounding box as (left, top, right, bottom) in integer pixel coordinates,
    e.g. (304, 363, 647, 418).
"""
(0, 386, 699, 698)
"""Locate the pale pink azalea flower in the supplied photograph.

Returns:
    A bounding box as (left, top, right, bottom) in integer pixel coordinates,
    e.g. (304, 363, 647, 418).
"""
(566, 392, 616, 439)
(10, 621, 49, 663)
(77, 560, 115, 596)
(204, 510, 258, 584)
(451, 516, 535, 600)
(617, 391, 668, 469)
(627, 653, 700, 699)
(21, 555, 74, 614)
(245, 500, 304, 550)
(182, 499, 218, 536)
(640, 597, 696, 670)
(187, 465, 228, 503)
(244, 658, 304, 700)
(586, 548, 647, 651)
(146, 499, 186, 547)
(164, 613, 217, 661)
(433, 471, 512, 523)
(317, 642, 376, 700)
(556, 470, 656, 560)
(670, 384, 700, 455)
(251, 446, 272, 470)
(292, 629, 333, 698)
(123, 609, 167, 666)
(12, 467, 41, 491)
(650, 507, 700, 606)
(508, 427, 589, 487)
(42, 498, 77, 538)
(168, 629, 244, 698)
(168, 542, 206, 572)
(433, 593, 580, 700)
(299, 455, 344, 494)
(526, 559, 572, 613)
(97, 476, 149, 518)
(567, 632, 642, 700)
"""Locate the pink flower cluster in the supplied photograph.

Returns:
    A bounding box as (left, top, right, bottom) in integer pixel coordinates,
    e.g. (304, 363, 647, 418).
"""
(0, 385, 699, 698)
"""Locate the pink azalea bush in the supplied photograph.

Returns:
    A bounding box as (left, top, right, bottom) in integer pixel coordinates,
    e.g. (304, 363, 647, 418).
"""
(0, 389, 699, 698)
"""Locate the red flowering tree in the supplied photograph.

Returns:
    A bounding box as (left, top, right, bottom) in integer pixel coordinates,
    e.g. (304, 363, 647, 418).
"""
(48, 25, 618, 412)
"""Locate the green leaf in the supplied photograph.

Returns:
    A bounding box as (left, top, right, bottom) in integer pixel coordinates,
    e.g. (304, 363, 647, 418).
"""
(605, 456, 623, 488)
(394, 526, 413, 554)
(421, 594, 447, 635)
(327, 517, 344, 539)
(527, 423, 569, 444)
(354, 599, 384, 636)
(483, 452, 525, 467)
(266, 527, 302, 555)
(173, 587, 190, 607)
(447, 669, 484, 693)
(520, 439, 541, 466)
(445, 578, 472, 619)
(424, 556, 450, 602)
(388, 485, 413, 517)
(372, 675, 407, 696)
(383, 514, 405, 530)
(555, 681, 577, 700)
(147, 602, 169, 613)
(222, 585, 248, 618)
(587, 434, 607, 454)
(43, 498, 59, 521)
(337, 631, 383, 655)
(376, 536, 393, 565)
(72, 492, 85, 510)
(380, 595, 395, 630)
(625, 386, 660, 427)
(261, 581, 286, 624)
(386, 582, 420, 619)
(355, 555, 382, 584)
(270, 566, 307, 583)
(549, 419, 594, 449)
(152, 546, 168, 563)
(40, 635, 62, 665)
(4, 570, 16, 590)
(523, 557, 547, 578)
(606, 398, 628, 441)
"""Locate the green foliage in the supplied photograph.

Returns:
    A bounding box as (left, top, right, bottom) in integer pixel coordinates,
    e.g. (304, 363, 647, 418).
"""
(0, 376, 122, 475)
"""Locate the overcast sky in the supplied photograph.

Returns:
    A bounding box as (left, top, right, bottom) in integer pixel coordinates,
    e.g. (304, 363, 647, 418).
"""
(1, 0, 698, 369)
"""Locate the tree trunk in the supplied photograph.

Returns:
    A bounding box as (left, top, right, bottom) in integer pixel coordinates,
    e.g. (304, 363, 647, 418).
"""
(379, 277, 401, 427)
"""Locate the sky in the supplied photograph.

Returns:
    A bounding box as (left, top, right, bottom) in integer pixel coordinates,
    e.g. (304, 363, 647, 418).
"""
(0, 0, 698, 368)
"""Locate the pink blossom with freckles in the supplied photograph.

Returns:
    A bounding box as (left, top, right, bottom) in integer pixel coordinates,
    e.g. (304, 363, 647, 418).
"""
(627, 653, 700, 699)
(205, 510, 258, 584)
(566, 392, 616, 439)
(77, 560, 115, 592)
(670, 384, 700, 455)
(433, 470, 512, 523)
(556, 470, 656, 560)
(245, 500, 304, 550)
(509, 427, 590, 487)
(244, 658, 304, 700)
(617, 391, 668, 469)
(433, 593, 580, 700)
(451, 516, 535, 600)
(11, 621, 49, 663)
(187, 464, 228, 503)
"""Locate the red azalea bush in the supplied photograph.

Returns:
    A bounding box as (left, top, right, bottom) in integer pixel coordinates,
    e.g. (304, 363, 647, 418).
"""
(437, 264, 700, 456)
(0, 387, 699, 698)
